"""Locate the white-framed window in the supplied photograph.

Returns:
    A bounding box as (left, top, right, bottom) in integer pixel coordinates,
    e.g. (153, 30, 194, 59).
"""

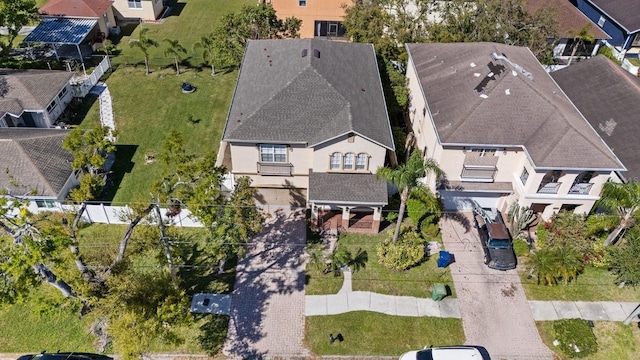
(330, 152, 341, 170)
(35, 199, 57, 208)
(343, 153, 354, 170)
(260, 144, 287, 163)
(299, 0, 307, 6)
(128, 0, 142, 9)
(598, 16, 605, 27)
(356, 153, 368, 170)
(46, 101, 57, 113)
(58, 87, 67, 99)
(520, 167, 529, 185)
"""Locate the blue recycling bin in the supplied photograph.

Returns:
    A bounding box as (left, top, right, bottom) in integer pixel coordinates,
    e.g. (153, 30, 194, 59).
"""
(437, 251, 451, 268)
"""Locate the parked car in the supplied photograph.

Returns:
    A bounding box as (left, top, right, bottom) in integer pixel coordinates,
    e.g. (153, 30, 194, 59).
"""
(473, 207, 517, 271)
(17, 353, 113, 360)
(399, 345, 491, 360)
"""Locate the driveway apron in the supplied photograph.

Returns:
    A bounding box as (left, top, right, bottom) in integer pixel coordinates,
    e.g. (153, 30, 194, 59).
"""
(224, 207, 309, 359)
(440, 213, 554, 360)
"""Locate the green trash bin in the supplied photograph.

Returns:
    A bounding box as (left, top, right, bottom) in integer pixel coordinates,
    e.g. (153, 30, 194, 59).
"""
(431, 283, 447, 301)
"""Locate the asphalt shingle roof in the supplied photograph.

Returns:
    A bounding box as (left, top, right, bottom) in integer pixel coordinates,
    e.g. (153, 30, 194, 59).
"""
(223, 39, 394, 150)
(39, 0, 113, 18)
(0, 128, 73, 197)
(551, 55, 638, 181)
(308, 172, 388, 205)
(406, 42, 623, 170)
(0, 69, 72, 117)
(526, 0, 609, 39)
(589, 0, 640, 33)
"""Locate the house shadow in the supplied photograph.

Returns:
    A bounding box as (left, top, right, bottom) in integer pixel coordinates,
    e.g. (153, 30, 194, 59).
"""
(98, 144, 137, 203)
(223, 208, 306, 358)
(108, 23, 138, 46)
(164, 1, 186, 17)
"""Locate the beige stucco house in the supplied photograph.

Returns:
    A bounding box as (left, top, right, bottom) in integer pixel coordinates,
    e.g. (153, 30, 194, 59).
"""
(39, 0, 117, 36)
(260, 0, 346, 39)
(405, 42, 625, 220)
(113, 0, 164, 21)
(217, 39, 395, 233)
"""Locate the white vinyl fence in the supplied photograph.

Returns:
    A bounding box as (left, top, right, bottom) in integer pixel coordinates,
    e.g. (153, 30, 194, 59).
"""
(71, 55, 111, 98)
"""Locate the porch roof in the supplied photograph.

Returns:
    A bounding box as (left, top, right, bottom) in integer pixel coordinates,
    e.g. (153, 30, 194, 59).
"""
(308, 172, 388, 205)
(24, 17, 97, 45)
(439, 181, 514, 193)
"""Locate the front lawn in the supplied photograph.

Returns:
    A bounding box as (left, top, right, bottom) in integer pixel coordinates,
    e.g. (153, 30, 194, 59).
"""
(537, 321, 640, 360)
(306, 312, 465, 356)
(520, 266, 640, 302)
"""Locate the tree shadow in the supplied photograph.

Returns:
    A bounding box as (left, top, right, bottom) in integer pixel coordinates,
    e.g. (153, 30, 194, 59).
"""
(284, 179, 306, 209)
(97, 144, 137, 203)
(224, 208, 307, 358)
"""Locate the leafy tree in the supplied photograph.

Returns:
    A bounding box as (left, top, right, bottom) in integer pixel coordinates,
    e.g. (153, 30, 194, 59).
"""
(194, 33, 220, 76)
(544, 211, 592, 257)
(596, 181, 640, 245)
(0, 0, 37, 57)
(163, 38, 187, 75)
(608, 227, 640, 286)
(376, 151, 441, 243)
(567, 24, 595, 66)
(406, 185, 442, 237)
(129, 28, 159, 75)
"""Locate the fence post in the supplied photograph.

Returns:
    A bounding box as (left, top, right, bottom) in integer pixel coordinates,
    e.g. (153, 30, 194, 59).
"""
(101, 203, 110, 224)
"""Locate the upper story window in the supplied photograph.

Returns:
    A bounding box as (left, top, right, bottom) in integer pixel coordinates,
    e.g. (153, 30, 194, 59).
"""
(260, 144, 287, 163)
(356, 153, 368, 170)
(597, 16, 605, 27)
(128, 0, 142, 9)
(299, 0, 307, 6)
(58, 87, 67, 99)
(330, 152, 341, 170)
(46, 101, 57, 113)
(344, 153, 354, 170)
(520, 168, 529, 185)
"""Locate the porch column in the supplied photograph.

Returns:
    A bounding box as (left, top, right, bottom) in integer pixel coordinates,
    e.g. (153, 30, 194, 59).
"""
(372, 206, 382, 233)
(310, 202, 318, 222)
(341, 206, 350, 231)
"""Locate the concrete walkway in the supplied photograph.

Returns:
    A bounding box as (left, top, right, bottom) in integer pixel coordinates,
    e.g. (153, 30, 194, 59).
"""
(90, 82, 116, 141)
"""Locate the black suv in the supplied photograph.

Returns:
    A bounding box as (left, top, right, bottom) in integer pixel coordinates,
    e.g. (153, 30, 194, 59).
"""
(18, 353, 113, 360)
(473, 207, 517, 271)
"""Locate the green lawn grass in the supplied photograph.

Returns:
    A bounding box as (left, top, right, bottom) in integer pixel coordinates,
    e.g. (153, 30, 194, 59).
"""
(537, 321, 640, 360)
(520, 265, 640, 302)
(306, 312, 465, 356)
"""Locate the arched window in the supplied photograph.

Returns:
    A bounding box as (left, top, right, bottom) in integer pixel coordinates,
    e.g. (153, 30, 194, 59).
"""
(344, 153, 354, 170)
(538, 170, 565, 194)
(356, 153, 368, 170)
(330, 152, 341, 170)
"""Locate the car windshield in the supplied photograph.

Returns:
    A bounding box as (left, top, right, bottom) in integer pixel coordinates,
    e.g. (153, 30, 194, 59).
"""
(488, 238, 511, 248)
(415, 350, 434, 360)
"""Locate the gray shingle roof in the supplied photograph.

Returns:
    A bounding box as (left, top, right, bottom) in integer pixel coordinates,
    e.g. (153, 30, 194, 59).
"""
(551, 55, 638, 181)
(223, 39, 394, 150)
(406, 42, 623, 170)
(0, 69, 72, 117)
(308, 172, 388, 205)
(0, 128, 73, 197)
(589, 0, 640, 33)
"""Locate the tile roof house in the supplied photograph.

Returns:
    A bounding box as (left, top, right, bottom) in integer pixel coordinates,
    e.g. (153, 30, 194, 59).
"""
(260, 0, 346, 39)
(0, 128, 78, 210)
(574, 0, 640, 52)
(551, 55, 640, 182)
(218, 38, 395, 233)
(0, 69, 74, 128)
(39, 0, 116, 36)
(405, 42, 624, 220)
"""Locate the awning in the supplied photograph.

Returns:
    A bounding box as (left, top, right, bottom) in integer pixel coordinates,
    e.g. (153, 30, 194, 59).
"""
(24, 17, 98, 45)
(308, 171, 388, 205)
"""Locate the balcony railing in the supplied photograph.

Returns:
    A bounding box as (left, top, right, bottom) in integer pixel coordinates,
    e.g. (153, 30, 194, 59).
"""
(537, 182, 562, 194)
(569, 183, 593, 195)
(460, 166, 496, 182)
(257, 162, 293, 176)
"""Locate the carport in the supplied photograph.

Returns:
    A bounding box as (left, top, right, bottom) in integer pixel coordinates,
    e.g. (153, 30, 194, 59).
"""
(23, 17, 98, 64)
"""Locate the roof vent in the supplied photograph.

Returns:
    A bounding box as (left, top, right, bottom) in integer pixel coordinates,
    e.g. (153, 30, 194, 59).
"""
(313, 49, 320, 58)
(490, 52, 533, 81)
(302, 49, 308, 57)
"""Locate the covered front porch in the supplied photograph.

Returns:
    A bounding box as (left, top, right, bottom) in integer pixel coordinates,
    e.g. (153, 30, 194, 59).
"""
(308, 171, 387, 235)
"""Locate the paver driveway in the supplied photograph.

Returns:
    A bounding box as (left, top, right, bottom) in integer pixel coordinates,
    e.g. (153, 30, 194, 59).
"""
(440, 213, 554, 360)
(224, 207, 309, 359)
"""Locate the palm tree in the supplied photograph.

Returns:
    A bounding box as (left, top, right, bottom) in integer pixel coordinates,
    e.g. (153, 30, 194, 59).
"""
(567, 24, 595, 66)
(597, 181, 640, 246)
(376, 151, 442, 243)
(129, 28, 159, 75)
(193, 33, 218, 76)
(528, 248, 559, 285)
(163, 38, 187, 75)
(555, 247, 584, 284)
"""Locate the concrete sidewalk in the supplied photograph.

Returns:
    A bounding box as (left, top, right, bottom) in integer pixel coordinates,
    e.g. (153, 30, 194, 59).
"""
(530, 301, 639, 322)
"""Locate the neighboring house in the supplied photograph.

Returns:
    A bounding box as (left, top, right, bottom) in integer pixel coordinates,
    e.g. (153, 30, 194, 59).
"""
(405, 42, 624, 220)
(0, 69, 74, 128)
(0, 128, 78, 211)
(39, 0, 116, 37)
(217, 39, 395, 233)
(112, 0, 164, 22)
(551, 55, 640, 183)
(527, 0, 609, 61)
(574, 0, 640, 54)
(260, 0, 347, 39)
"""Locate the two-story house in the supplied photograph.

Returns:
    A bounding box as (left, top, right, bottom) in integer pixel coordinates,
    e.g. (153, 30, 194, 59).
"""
(405, 42, 625, 220)
(260, 0, 346, 39)
(113, 0, 164, 22)
(217, 39, 395, 233)
(39, 0, 117, 36)
(574, 0, 640, 55)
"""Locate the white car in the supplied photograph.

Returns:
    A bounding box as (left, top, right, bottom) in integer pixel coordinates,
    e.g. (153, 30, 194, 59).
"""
(399, 346, 491, 360)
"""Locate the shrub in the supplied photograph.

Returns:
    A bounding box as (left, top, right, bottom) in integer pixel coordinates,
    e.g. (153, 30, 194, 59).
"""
(512, 239, 530, 256)
(385, 211, 398, 223)
(598, 46, 622, 65)
(376, 230, 424, 271)
(536, 222, 547, 248)
(552, 319, 598, 358)
(421, 221, 440, 238)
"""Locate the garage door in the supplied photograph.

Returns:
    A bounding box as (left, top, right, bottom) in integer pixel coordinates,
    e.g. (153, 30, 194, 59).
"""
(440, 191, 502, 210)
(254, 188, 307, 208)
